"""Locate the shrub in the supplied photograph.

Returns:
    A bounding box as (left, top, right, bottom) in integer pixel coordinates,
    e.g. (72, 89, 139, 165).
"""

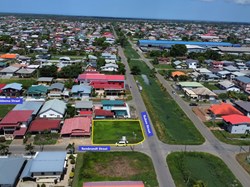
(41, 184, 46, 187)
(69, 154, 75, 160)
(71, 167, 75, 172)
(70, 159, 75, 164)
(69, 171, 74, 178)
(0, 137, 6, 143)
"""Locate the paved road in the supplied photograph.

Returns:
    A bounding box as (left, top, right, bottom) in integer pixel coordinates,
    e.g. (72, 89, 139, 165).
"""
(127, 39, 250, 187)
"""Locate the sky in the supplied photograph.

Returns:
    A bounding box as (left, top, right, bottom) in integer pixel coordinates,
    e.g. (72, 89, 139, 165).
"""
(0, 0, 250, 22)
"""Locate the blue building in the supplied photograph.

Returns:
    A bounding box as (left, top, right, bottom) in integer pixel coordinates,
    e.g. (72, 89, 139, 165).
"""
(138, 40, 236, 49)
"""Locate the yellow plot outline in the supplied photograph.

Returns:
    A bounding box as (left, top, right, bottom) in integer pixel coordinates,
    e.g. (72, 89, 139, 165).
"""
(92, 119, 145, 146)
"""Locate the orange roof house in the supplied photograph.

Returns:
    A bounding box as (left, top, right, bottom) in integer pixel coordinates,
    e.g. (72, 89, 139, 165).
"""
(0, 53, 18, 59)
(171, 71, 186, 77)
(208, 103, 243, 117)
(83, 181, 145, 187)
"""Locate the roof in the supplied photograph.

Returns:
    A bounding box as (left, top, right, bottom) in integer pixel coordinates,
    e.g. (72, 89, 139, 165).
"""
(171, 71, 186, 77)
(71, 85, 92, 94)
(28, 119, 61, 132)
(95, 109, 114, 117)
(223, 65, 238, 72)
(234, 76, 250, 84)
(13, 101, 43, 115)
(2, 83, 22, 90)
(16, 68, 36, 74)
(0, 53, 17, 59)
(101, 100, 124, 106)
(209, 103, 243, 116)
(83, 181, 144, 187)
(0, 158, 26, 185)
(78, 73, 125, 81)
(235, 101, 250, 112)
(30, 152, 66, 173)
(138, 40, 233, 47)
(49, 82, 64, 91)
(61, 117, 91, 135)
(39, 99, 66, 115)
(0, 110, 33, 126)
(0, 66, 20, 73)
(218, 80, 235, 89)
(37, 77, 54, 82)
(178, 82, 203, 88)
(27, 85, 48, 94)
(222, 114, 250, 125)
(90, 82, 123, 90)
(191, 87, 217, 96)
(217, 46, 250, 53)
(75, 101, 93, 109)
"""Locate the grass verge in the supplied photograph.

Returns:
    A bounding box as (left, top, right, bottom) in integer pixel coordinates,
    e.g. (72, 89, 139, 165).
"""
(205, 121, 250, 145)
(92, 120, 144, 144)
(33, 133, 60, 145)
(73, 152, 159, 187)
(236, 153, 250, 175)
(124, 43, 140, 59)
(167, 152, 242, 187)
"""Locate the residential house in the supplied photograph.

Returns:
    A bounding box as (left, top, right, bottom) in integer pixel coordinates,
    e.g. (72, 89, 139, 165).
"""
(61, 117, 91, 137)
(26, 85, 48, 99)
(16, 68, 36, 78)
(173, 60, 186, 69)
(0, 66, 20, 77)
(236, 62, 248, 70)
(183, 87, 217, 100)
(37, 77, 54, 86)
(48, 83, 64, 98)
(75, 101, 93, 116)
(101, 53, 117, 61)
(178, 82, 203, 89)
(101, 100, 130, 118)
(83, 181, 145, 187)
(38, 99, 66, 119)
(208, 103, 243, 119)
(233, 76, 250, 92)
(222, 114, 250, 134)
(217, 70, 231, 79)
(0, 158, 26, 187)
(94, 109, 114, 119)
(217, 80, 240, 92)
(1, 83, 23, 97)
(28, 119, 61, 134)
(12, 101, 43, 117)
(100, 63, 118, 72)
(185, 59, 198, 69)
(71, 85, 92, 99)
(223, 65, 239, 72)
(212, 61, 223, 69)
(230, 72, 246, 80)
(234, 101, 250, 117)
(0, 110, 33, 139)
(171, 71, 186, 78)
(20, 152, 67, 183)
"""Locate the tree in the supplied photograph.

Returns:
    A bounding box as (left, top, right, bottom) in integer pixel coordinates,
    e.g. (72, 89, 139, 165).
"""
(179, 75, 189, 81)
(97, 58, 106, 70)
(226, 34, 239, 44)
(66, 143, 75, 154)
(39, 65, 58, 77)
(58, 64, 83, 78)
(25, 143, 35, 155)
(131, 65, 141, 75)
(66, 104, 76, 118)
(170, 44, 187, 57)
(152, 58, 159, 65)
(205, 50, 221, 60)
(117, 62, 126, 75)
(218, 93, 228, 100)
(64, 79, 74, 89)
(0, 144, 9, 155)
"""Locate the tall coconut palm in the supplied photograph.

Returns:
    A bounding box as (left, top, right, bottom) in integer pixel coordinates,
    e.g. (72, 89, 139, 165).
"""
(25, 143, 35, 155)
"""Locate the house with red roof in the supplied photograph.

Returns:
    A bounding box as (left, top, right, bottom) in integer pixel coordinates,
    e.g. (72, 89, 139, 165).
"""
(61, 117, 91, 137)
(0, 110, 33, 139)
(222, 114, 250, 134)
(77, 72, 125, 96)
(28, 119, 61, 134)
(83, 181, 144, 187)
(208, 102, 243, 119)
(94, 109, 114, 119)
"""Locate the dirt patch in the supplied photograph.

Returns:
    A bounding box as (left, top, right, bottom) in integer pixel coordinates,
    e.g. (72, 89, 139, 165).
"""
(192, 106, 210, 122)
(94, 157, 140, 178)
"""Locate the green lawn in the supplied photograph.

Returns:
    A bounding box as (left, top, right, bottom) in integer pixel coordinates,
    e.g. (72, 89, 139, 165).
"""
(128, 60, 204, 145)
(154, 64, 174, 69)
(73, 152, 159, 187)
(0, 79, 36, 89)
(0, 105, 15, 118)
(202, 83, 219, 90)
(92, 120, 144, 144)
(205, 122, 250, 145)
(124, 43, 140, 59)
(167, 152, 242, 187)
(236, 153, 250, 175)
(33, 133, 60, 145)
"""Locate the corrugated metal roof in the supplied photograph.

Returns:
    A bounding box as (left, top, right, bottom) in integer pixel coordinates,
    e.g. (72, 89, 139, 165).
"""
(101, 100, 124, 106)
(235, 76, 250, 84)
(71, 85, 92, 94)
(0, 158, 26, 185)
(39, 99, 66, 115)
(13, 101, 43, 115)
(75, 101, 93, 109)
(2, 82, 22, 90)
(83, 181, 144, 187)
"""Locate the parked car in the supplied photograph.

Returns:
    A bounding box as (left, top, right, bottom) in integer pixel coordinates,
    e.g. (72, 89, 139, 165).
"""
(189, 103, 198, 106)
(115, 140, 128, 147)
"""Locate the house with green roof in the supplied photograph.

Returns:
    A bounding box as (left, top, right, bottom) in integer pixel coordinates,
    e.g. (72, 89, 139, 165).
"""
(178, 81, 204, 89)
(27, 85, 48, 99)
(101, 100, 130, 118)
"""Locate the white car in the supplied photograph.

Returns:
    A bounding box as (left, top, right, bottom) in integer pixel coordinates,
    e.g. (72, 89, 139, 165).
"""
(115, 140, 128, 147)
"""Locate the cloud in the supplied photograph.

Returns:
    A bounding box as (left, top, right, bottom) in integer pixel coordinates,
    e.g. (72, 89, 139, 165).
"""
(231, 0, 250, 4)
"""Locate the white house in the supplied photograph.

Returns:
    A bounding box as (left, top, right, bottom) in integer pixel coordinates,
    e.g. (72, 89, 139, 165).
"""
(218, 80, 240, 92)
(222, 114, 250, 134)
(38, 99, 66, 118)
(100, 63, 118, 72)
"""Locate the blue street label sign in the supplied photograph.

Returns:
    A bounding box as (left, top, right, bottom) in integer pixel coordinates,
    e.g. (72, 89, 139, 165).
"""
(78, 146, 111, 152)
(0, 98, 23, 105)
(141, 111, 154, 137)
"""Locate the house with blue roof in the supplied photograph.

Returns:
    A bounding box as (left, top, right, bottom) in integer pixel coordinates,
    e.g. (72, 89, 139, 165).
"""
(101, 100, 130, 118)
(71, 85, 92, 99)
(1, 82, 23, 97)
(20, 151, 67, 183)
(13, 101, 44, 117)
(233, 76, 250, 92)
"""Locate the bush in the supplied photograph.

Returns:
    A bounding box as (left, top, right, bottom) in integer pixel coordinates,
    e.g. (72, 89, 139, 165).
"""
(0, 137, 6, 143)
(41, 184, 46, 187)
(70, 159, 76, 164)
(71, 167, 75, 172)
(69, 154, 75, 160)
(69, 171, 74, 178)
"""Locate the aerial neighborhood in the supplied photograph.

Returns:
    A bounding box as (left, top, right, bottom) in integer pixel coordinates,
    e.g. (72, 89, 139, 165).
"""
(0, 14, 250, 187)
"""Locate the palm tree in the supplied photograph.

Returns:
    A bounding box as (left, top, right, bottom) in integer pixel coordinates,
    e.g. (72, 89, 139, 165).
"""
(0, 144, 9, 155)
(25, 143, 35, 155)
(66, 143, 75, 154)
